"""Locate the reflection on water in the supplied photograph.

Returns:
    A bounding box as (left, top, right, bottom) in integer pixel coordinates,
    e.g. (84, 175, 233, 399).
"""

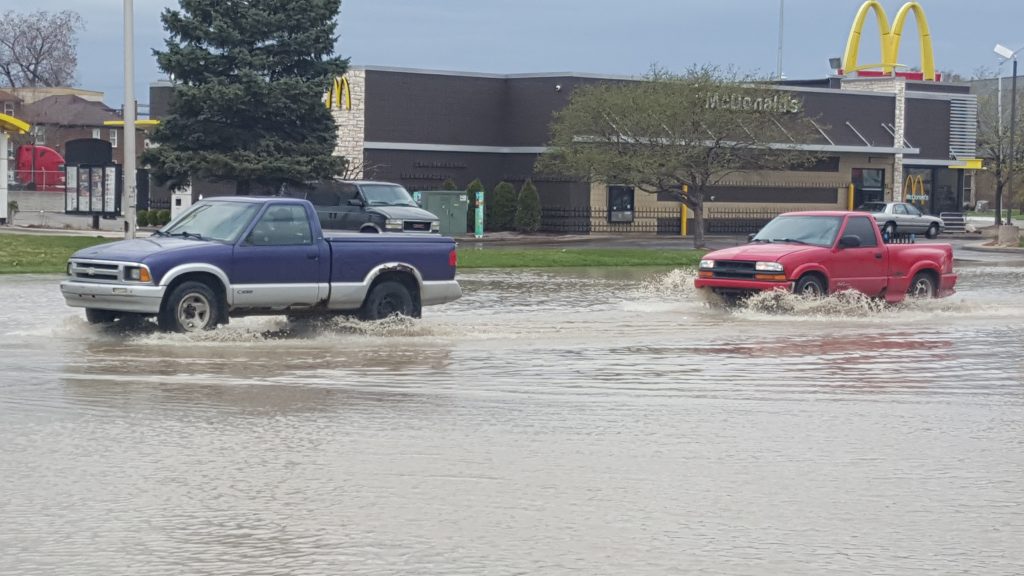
(2, 265, 1024, 575)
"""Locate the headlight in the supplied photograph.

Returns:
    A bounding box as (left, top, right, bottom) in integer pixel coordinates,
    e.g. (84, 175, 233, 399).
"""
(755, 261, 784, 273)
(124, 265, 152, 283)
(385, 218, 403, 230)
(699, 259, 715, 269)
(66, 261, 72, 276)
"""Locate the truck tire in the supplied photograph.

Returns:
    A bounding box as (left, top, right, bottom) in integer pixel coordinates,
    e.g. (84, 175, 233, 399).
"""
(360, 281, 415, 320)
(794, 275, 825, 297)
(158, 281, 220, 332)
(925, 223, 939, 239)
(85, 308, 117, 324)
(907, 271, 937, 299)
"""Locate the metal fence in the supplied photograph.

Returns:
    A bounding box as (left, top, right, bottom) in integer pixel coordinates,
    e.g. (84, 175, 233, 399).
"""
(703, 207, 786, 234)
(540, 207, 684, 234)
(539, 206, 787, 235)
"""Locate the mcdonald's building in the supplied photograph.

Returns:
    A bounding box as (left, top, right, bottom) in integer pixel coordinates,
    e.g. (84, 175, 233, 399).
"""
(325, 62, 977, 232)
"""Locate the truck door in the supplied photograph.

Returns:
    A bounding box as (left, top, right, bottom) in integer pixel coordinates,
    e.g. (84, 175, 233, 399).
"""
(336, 183, 368, 231)
(831, 215, 887, 296)
(231, 204, 328, 308)
(308, 188, 343, 230)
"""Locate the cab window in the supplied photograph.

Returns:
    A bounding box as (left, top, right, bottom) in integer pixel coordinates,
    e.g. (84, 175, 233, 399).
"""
(841, 216, 878, 247)
(247, 205, 312, 246)
(893, 204, 908, 215)
(338, 184, 360, 204)
(904, 203, 922, 216)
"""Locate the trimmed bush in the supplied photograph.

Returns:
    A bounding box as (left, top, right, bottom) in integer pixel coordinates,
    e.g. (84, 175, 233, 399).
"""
(7, 200, 18, 223)
(137, 210, 151, 227)
(157, 210, 172, 225)
(515, 179, 542, 233)
(442, 177, 457, 190)
(466, 178, 484, 233)
(489, 181, 517, 232)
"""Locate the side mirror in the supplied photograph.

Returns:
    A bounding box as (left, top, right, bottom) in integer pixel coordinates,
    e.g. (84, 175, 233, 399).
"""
(838, 235, 861, 249)
(747, 233, 756, 243)
(347, 198, 364, 207)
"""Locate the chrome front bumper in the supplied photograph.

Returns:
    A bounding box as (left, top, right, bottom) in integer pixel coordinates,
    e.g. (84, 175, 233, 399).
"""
(60, 280, 167, 314)
(421, 280, 462, 306)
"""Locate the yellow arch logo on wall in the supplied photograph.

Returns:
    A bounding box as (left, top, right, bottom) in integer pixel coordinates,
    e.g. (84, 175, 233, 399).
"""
(325, 76, 352, 110)
(903, 174, 927, 202)
(843, 1, 936, 81)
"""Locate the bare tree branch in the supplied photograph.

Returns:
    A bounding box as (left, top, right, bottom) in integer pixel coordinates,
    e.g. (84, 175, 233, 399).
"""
(0, 10, 84, 87)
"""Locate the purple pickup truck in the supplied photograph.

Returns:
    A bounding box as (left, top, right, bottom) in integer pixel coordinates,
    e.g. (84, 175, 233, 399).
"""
(60, 197, 461, 332)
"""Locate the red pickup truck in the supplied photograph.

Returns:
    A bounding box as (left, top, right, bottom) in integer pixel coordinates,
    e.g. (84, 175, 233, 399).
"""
(694, 211, 957, 303)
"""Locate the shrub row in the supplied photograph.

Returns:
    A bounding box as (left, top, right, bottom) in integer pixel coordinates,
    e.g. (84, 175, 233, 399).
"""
(137, 209, 171, 227)
(461, 178, 542, 233)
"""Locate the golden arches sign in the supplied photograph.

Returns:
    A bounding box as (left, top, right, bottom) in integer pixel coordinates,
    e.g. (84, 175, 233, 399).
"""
(903, 174, 927, 202)
(325, 76, 352, 110)
(843, 1, 936, 81)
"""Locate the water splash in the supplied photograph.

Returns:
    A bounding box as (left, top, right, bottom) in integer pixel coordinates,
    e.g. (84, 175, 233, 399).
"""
(740, 289, 889, 317)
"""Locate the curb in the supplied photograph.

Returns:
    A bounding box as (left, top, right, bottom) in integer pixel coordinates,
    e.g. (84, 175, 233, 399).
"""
(961, 242, 1024, 254)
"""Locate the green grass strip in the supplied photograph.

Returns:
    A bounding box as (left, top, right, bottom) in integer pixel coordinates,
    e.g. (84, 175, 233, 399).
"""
(456, 247, 705, 268)
(0, 234, 705, 274)
(0, 234, 115, 274)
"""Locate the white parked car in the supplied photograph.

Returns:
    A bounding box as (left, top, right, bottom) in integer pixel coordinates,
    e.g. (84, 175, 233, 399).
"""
(855, 202, 945, 239)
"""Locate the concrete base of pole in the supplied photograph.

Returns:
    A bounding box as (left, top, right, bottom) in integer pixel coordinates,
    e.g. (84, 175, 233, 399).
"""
(997, 224, 1021, 246)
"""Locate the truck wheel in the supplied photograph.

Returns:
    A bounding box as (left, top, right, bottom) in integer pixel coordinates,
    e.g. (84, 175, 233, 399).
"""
(85, 308, 117, 324)
(925, 223, 939, 239)
(360, 281, 415, 320)
(794, 275, 825, 298)
(907, 272, 936, 299)
(158, 281, 220, 332)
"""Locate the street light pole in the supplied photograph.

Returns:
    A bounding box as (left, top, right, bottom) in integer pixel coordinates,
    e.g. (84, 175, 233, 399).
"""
(123, 0, 137, 239)
(1009, 57, 1018, 226)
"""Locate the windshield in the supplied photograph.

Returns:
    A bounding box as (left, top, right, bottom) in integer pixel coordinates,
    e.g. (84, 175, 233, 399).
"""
(752, 215, 843, 248)
(158, 201, 261, 243)
(360, 184, 417, 207)
(856, 202, 887, 213)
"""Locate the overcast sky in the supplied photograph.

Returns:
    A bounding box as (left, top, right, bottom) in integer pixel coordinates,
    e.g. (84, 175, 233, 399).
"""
(25, 0, 1024, 108)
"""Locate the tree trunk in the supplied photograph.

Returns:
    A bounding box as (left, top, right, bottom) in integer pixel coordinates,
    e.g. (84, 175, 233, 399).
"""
(236, 179, 251, 196)
(691, 191, 706, 249)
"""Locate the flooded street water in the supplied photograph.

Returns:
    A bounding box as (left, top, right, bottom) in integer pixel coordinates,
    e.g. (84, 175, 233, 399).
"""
(2, 262, 1023, 575)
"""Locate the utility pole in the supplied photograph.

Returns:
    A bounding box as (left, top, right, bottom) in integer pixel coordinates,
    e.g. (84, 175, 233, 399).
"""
(123, 0, 137, 239)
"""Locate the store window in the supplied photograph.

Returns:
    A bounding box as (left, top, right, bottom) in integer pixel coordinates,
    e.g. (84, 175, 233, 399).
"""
(852, 168, 885, 207)
(92, 128, 101, 139)
(3, 102, 14, 116)
(607, 186, 634, 223)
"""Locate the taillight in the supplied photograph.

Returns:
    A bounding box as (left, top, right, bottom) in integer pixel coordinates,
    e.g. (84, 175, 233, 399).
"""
(449, 249, 458, 268)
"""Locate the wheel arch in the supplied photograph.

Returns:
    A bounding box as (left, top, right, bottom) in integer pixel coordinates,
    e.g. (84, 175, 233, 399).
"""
(364, 266, 422, 313)
(160, 270, 229, 323)
(790, 264, 830, 292)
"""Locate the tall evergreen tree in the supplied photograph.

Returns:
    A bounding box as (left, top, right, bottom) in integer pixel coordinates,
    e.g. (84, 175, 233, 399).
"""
(515, 179, 542, 233)
(144, 0, 348, 194)
(489, 181, 517, 232)
(441, 177, 458, 190)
